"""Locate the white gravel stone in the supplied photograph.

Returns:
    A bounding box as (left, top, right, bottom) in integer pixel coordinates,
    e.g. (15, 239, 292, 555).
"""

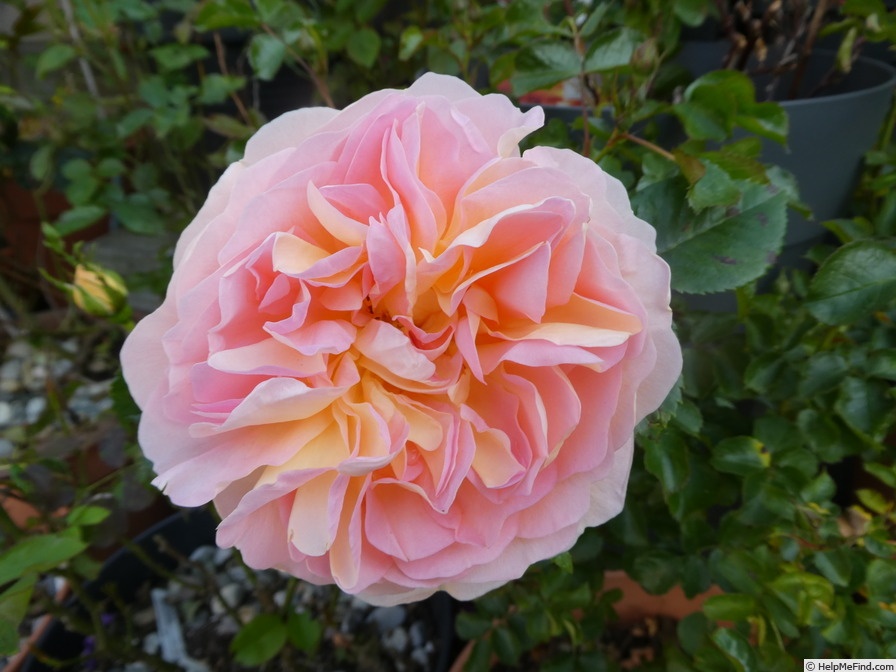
(142, 632, 160, 655)
(383, 626, 409, 653)
(213, 546, 233, 566)
(25, 397, 46, 423)
(0, 401, 13, 425)
(6, 341, 32, 359)
(189, 545, 216, 566)
(367, 606, 407, 632)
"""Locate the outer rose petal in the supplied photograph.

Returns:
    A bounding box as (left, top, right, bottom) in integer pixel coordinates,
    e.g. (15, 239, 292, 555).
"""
(120, 73, 681, 606)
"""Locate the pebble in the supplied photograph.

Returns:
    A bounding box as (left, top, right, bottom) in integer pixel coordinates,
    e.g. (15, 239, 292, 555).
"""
(211, 583, 244, 615)
(383, 626, 409, 653)
(133, 607, 157, 628)
(409, 621, 426, 648)
(213, 546, 233, 566)
(273, 589, 287, 607)
(52, 358, 73, 378)
(226, 565, 249, 584)
(0, 402, 13, 425)
(189, 545, 216, 566)
(25, 397, 46, 423)
(367, 606, 407, 633)
(143, 632, 159, 655)
(410, 643, 434, 666)
(124, 664, 150, 672)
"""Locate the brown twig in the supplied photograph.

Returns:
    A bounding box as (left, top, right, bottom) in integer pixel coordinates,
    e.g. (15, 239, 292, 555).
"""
(788, 0, 830, 99)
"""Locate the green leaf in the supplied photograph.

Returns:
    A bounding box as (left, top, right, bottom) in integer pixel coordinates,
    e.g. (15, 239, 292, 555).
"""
(712, 550, 764, 595)
(856, 488, 889, 515)
(712, 628, 758, 672)
(812, 549, 852, 587)
(525, 609, 552, 643)
(111, 196, 160, 235)
(0, 534, 88, 586)
(66, 505, 111, 527)
(552, 551, 573, 574)
(797, 409, 850, 463)
(150, 44, 209, 71)
(799, 352, 848, 397)
(346, 27, 381, 69)
(677, 612, 710, 655)
(456, 611, 492, 640)
(195, 0, 258, 30)
(864, 463, 896, 489)
(736, 102, 788, 145)
(868, 349, 896, 380)
(117, 108, 154, 138)
(230, 614, 287, 666)
(29, 144, 53, 182)
(55, 205, 107, 236)
(688, 161, 741, 212)
(0, 577, 35, 656)
(644, 430, 689, 493)
(703, 593, 757, 622)
(465, 638, 493, 672)
(806, 240, 896, 324)
(674, 0, 711, 26)
(96, 157, 125, 178)
(583, 27, 640, 72)
(492, 625, 521, 666)
(835, 376, 892, 441)
(631, 552, 678, 595)
(61, 158, 92, 181)
(672, 100, 729, 141)
(248, 34, 286, 81)
(511, 42, 580, 96)
(255, 0, 285, 23)
(711, 437, 769, 476)
(138, 76, 170, 108)
(770, 572, 834, 624)
(866, 559, 896, 600)
(36, 44, 77, 79)
(637, 178, 787, 294)
(197, 74, 246, 105)
(399, 26, 424, 61)
(203, 114, 253, 139)
(286, 611, 321, 654)
(801, 471, 836, 504)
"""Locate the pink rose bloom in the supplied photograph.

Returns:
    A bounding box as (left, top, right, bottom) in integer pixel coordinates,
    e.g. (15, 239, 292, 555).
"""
(121, 73, 681, 606)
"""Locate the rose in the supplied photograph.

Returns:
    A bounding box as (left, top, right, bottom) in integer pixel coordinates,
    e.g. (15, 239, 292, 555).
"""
(121, 73, 681, 606)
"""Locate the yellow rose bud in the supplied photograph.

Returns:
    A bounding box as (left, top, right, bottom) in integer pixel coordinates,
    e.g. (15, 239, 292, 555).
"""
(72, 264, 128, 317)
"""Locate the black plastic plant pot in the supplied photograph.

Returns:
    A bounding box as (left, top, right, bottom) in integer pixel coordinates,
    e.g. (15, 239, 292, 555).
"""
(21, 509, 459, 672)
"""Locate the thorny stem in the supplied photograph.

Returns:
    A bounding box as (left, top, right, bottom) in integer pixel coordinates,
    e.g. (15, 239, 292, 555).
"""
(261, 24, 335, 108)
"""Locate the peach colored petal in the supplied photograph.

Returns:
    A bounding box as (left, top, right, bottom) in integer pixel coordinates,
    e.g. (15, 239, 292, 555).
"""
(121, 73, 681, 606)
